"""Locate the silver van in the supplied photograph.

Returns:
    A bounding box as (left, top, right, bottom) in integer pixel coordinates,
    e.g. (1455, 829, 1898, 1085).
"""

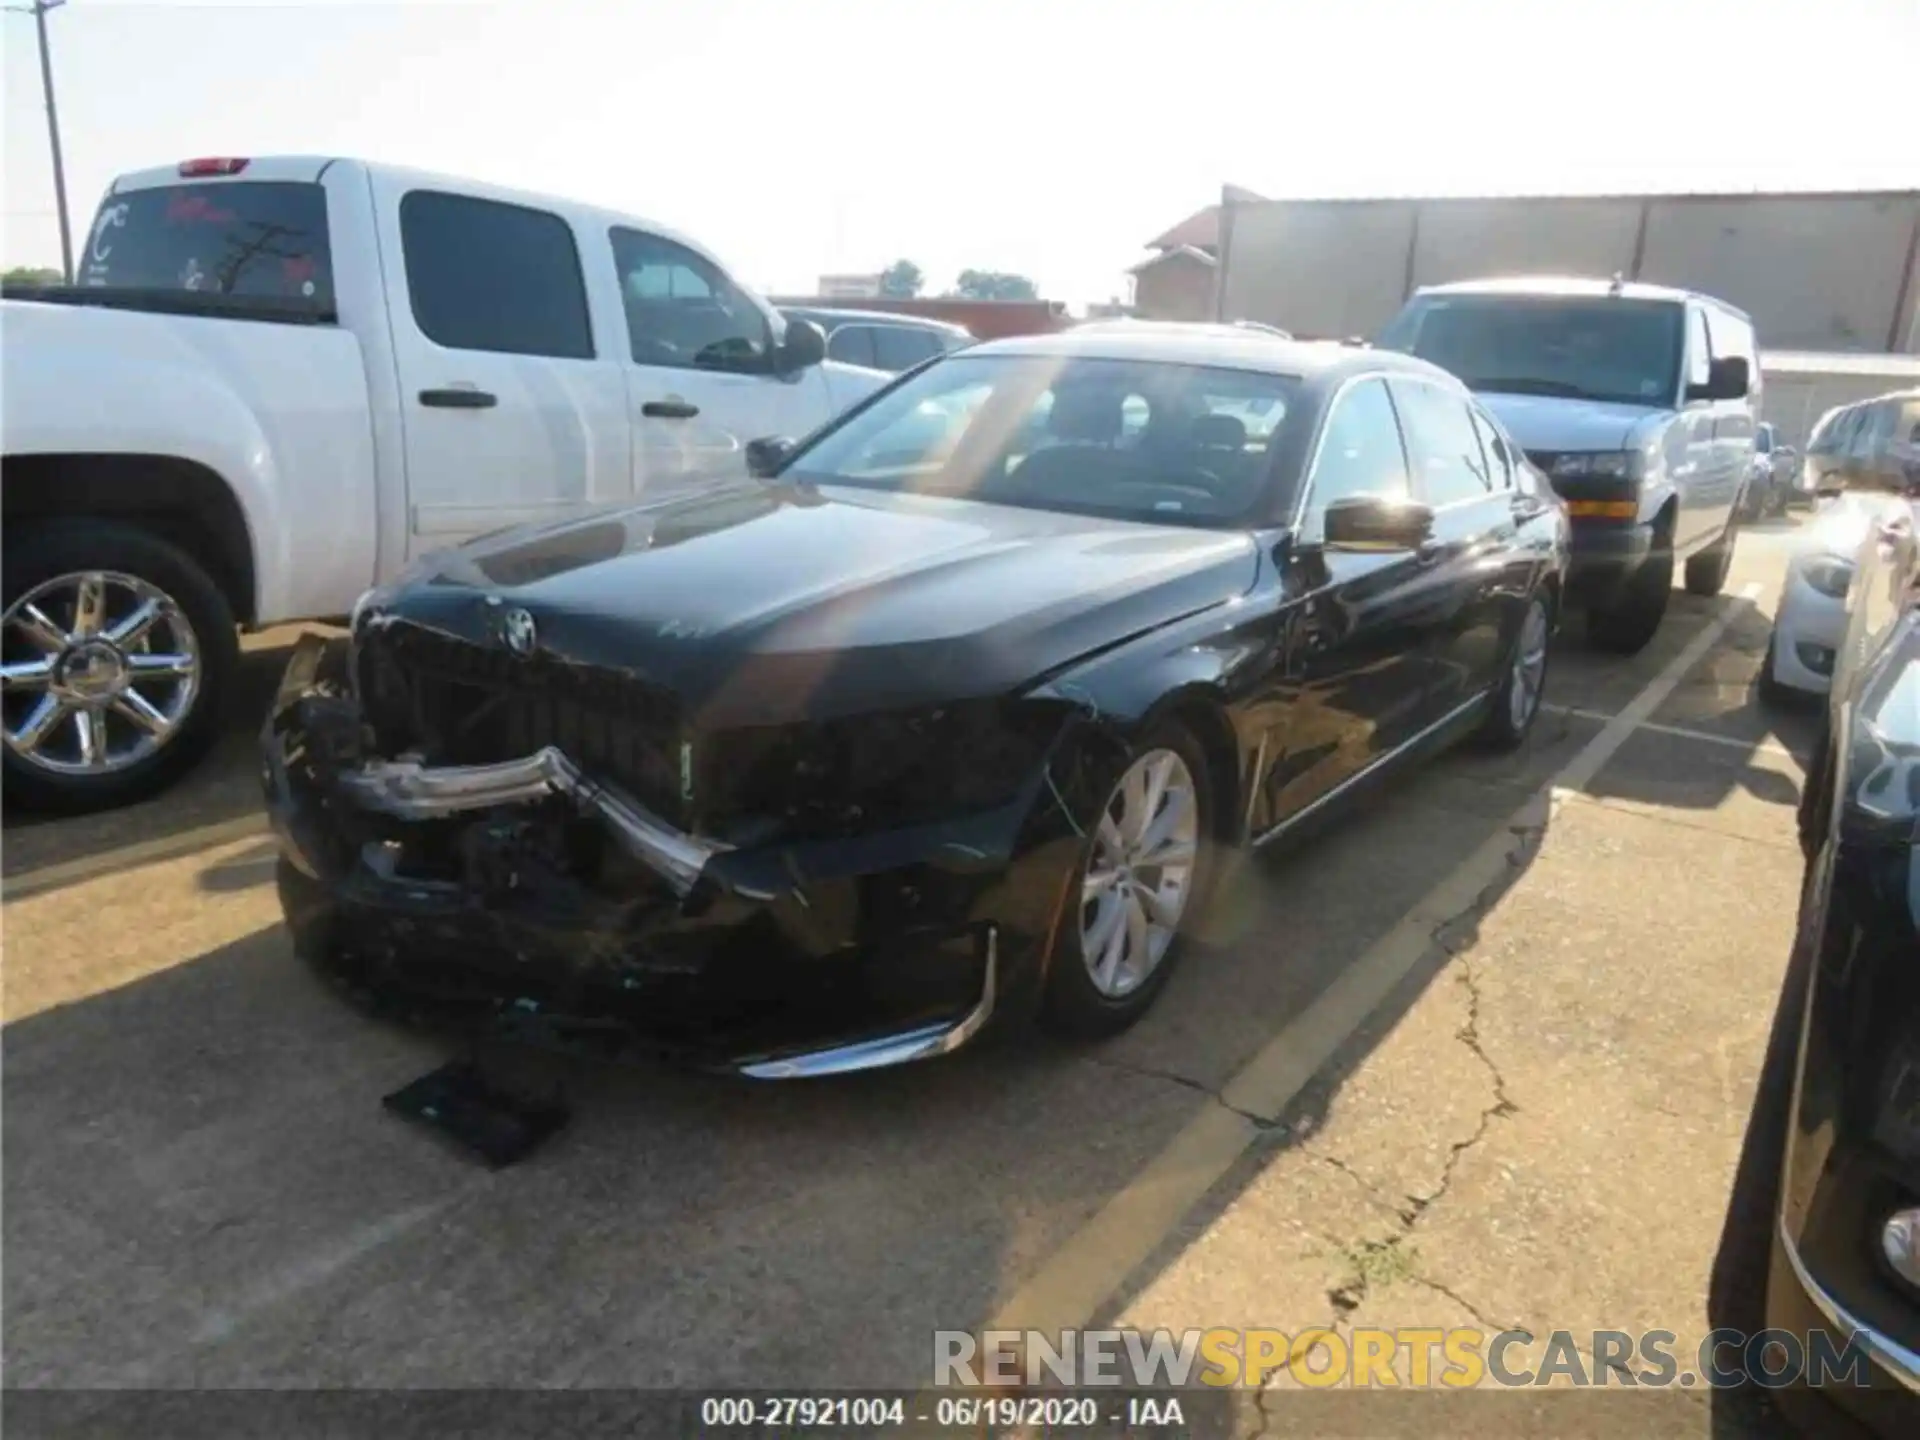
(1378, 277, 1759, 653)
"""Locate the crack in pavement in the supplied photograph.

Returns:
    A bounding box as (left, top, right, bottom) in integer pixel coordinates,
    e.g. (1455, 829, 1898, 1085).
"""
(1317, 803, 1543, 1329)
(1079, 1053, 1290, 1133)
(1408, 1271, 1525, 1337)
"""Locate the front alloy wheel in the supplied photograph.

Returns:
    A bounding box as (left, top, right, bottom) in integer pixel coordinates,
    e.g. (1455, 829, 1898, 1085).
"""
(1080, 748, 1201, 999)
(1042, 719, 1215, 1039)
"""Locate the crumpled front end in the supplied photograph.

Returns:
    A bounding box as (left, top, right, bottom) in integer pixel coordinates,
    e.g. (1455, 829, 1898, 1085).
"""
(261, 630, 1089, 1076)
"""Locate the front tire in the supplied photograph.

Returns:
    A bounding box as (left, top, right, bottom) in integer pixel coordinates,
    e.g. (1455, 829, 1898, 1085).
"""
(2, 520, 238, 814)
(1588, 532, 1673, 655)
(1685, 510, 1739, 597)
(1040, 718, 1214, 1040)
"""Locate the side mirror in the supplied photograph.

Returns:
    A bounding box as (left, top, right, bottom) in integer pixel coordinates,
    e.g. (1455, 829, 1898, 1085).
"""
(1686, 356, 1749, 403)
(745, 436, 795, 478)
(777, 318, 826, 374)
(1323, 495, 1435, 552)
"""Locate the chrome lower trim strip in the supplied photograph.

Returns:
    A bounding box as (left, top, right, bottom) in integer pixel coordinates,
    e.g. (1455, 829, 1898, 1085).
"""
(735, 931, 998, 1080)
(335, 745, 725, 897)
(1250, 693, 1488, 849)
(1778, 1218, 1920, 1391)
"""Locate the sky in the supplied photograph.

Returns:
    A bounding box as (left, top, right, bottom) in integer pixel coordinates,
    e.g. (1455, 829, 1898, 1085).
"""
(4, 0, 1918, 305)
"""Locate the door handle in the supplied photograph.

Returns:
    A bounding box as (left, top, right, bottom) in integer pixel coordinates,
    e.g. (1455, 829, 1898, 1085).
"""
(419, 388, 497, 409)
(643, 400, 700, 419)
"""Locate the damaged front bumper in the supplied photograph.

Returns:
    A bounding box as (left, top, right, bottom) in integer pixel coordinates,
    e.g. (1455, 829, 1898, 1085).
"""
(261, 635, 1073, 1077)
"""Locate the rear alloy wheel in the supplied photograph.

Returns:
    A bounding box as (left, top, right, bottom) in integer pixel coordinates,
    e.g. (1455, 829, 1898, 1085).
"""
(1478, 592, 1551, 751)
(1685, 512, 1739, 597)
(1042, 721, 1212, 1039)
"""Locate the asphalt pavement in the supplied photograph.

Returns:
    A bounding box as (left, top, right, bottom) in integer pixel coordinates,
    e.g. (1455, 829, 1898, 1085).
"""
(2, 518, 1824, 1436)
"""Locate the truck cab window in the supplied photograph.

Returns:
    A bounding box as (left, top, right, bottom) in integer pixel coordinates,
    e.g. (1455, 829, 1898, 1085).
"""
(400, 190, 593, 359)
(610, 227, 773, 373)
(80, 182, 334, 309)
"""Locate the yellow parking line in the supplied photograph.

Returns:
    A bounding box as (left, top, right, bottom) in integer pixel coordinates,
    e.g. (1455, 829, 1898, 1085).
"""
(985, 583, 1763, 1335)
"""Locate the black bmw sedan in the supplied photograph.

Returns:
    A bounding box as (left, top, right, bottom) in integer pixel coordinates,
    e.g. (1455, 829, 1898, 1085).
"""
(264, 329, 1569, 1077)
(1765, 524, 1920, 1433)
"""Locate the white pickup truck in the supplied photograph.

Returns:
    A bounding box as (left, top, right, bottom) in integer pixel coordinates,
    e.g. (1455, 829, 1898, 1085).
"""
(1, 156, 888, 813)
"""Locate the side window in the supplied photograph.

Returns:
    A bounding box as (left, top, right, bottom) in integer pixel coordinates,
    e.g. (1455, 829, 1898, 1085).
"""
(609, 226, 772, 372)
(827, 324, 877, 368)
(1390, 379, 1494, 505)
(873, 325, 938, 372)
(1468, 406, 1515, 489)
(1853, 400, 1893, 459)
(400, 190, 592, 359)
(1704, 306, 1758, 398)
(1813, 407, 1853, 455)
(1686, 307, 1712, 389)
(1301, 377, 1410, 534)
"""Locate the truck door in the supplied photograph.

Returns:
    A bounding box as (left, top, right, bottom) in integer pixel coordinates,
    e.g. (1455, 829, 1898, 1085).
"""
(372, 181, 631, 558)
(603, 225, 820, 499)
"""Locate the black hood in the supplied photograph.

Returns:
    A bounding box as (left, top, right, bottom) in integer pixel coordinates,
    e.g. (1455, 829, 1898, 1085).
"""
(373, 482, 1260, 727)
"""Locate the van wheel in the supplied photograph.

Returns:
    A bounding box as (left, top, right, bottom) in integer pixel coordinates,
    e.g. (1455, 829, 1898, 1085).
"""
(1588, 541, 1673, 655)
(2, 520, 238, 814)
(1685, 513, 1738, 597)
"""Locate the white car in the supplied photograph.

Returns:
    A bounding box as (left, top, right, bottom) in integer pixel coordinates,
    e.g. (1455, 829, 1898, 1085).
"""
(1764, 492, 1918, 699)
(2, 155, 888, 813)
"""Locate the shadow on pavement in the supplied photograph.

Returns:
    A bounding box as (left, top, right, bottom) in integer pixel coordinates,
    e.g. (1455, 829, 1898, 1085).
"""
(2, 634, 312, 895)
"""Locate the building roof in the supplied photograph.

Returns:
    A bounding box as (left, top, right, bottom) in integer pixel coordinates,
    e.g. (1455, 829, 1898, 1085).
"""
(1127, 245, 1218, 275)
(1145, 206, 1222, 253)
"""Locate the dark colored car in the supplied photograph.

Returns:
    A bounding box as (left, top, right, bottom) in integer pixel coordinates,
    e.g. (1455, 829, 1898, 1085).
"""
(1765, 508, 1920, 1431)
(778, 306, 973, 373)
(263, 331, 1569, 1077)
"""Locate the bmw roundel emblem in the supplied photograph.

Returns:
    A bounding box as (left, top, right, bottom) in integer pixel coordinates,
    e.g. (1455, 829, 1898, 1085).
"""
(500, 606, 538, 656)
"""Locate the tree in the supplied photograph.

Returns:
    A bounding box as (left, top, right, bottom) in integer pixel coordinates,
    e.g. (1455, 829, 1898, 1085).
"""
(3, 265, 62, 288)
(951, 269, 1039, 301)
(879, 259, 924, 298)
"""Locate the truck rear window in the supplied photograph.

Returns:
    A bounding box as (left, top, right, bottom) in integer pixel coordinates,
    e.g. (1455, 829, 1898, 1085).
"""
(80, 181, 333, 309)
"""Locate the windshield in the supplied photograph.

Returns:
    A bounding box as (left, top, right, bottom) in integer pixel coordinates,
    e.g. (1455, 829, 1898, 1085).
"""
(1377, 294, 1682, 408)
(786, 354, 1299, 527)
(79, 181, 334, 308)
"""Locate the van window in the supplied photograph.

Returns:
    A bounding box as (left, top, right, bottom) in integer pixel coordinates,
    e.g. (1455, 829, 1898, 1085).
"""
(80, 182, 334, 309)
(1378, 294, 1684, 409)
(1703, 306, 1758, 400)
(401, 191, 592, 359)
(1685, 308, 1712, 389)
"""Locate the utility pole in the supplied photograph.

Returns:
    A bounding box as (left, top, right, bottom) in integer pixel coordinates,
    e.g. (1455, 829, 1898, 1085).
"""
(7, 0, 73, 282)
